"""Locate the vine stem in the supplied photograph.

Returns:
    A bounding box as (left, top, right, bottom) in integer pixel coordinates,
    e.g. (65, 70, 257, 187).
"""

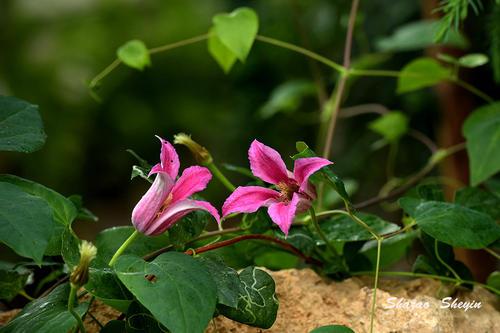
(434, 239, 461, 282)
(309, 207, 339, 256)
(68, 284, 86, 333)
(484, 248, 500, 260)
(351, 271, 500, 296)
(108, 230, 140, 266)
(183, 234, 323, 266)
(370, 238, 382, 333)
(321, 0, 359, 159)
(206, 162, 236, 192)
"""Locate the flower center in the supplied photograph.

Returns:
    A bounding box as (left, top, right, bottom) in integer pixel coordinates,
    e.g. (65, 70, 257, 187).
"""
(277, 181, 299, 202)
(156, 193, 173, 218)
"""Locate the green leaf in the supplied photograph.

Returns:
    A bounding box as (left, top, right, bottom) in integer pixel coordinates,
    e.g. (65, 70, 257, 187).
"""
(293, 142, 350, 204)
(131, 165, 153, 183)
(259, 80, 316, 119)
(368, 111, 409, 142)
(397, 58, 452, 94)
(67, 195, 98, 222)
(274, 227, 316, 256)
(196, 254, 242, 308)
(212, 7, 259, 62)
(0, 95, 46, 153)
(167, 210, 210, 248)
(208, 28, 237, 73)
(309, 325, 355, 333)
(115, 253, 217, 333)
(454, 187, 500, 219)
(360, 231, 417, 268)
(0, 284, 88, 333)
(0, 182, 54, 264)
(458, 53, 489, 68)
(218, 266, 278, 329)
(463, 103, 500, 185)
(117, 40, 151, 71)
(486, 271, 500, 290)
(0, 174, 77, 226)
(254, 251, 299, 270)
(124, 301, 168, 333)
(0, 264, 31, 301)
(321, 213, 399, 242)
(376, 20, 468, 52)
(399, 198, 500, 249)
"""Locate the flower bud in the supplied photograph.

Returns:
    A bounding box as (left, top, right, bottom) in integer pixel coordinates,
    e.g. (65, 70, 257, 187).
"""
(173, 133, 213, 165)
(70, 240, 97, 288)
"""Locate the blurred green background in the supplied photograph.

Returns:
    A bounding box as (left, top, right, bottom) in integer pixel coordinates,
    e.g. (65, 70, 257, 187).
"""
(0, 0, 498, 239)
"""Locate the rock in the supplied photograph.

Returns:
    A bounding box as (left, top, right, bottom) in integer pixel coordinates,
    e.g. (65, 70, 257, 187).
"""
(206, 269, 500, 333)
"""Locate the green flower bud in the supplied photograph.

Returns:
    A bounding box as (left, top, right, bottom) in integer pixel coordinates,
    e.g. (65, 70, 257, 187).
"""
(174, 133, 213, 165)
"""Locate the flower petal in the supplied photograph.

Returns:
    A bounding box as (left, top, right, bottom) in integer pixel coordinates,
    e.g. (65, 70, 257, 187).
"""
(142, 199, 220, 236)
(171, 166, 212, 203)
(131, 173, 174, 234)
(149, 136, 180, 179)
(293, 157, 333, 193)
(222, 186, 279, 217)
(248, 139, 289, 184)
(267, 193, 300, 236)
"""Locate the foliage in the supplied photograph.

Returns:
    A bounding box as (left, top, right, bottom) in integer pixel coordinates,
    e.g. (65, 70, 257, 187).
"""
(1, 2, 500, 333)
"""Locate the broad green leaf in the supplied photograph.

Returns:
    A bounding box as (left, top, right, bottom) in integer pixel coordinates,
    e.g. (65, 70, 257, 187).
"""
(310, 325, 355, 333)
(0, 182, 54, 264)
(486, 271, 500, 290)
(400, 198, 500, 249)
(0, 265, 31, 301)
(485, 178, 500, 197)
(321, 213, 399, 242)
(463, 103, 500, 185)
(241, 209, 273, 233)
(259, 80, 316, 119)
(208, 28, 237, 73)
(101, 320, 126, 332)
(124, 301, 168, 332)
(274, 228, 316, 256)
(254, 251, 299, 270)
(0, 96, 46, 153)
(67, 195, 98, 222)
(196, 254, 242, 308)
(458, 53, 489, 68)
(376, 20, 468, 52)
(117, 40, 151, 71)
(218, 266, 278, 329)
(167, 210, 210, 248)
(115, 253, 217, 333)
(397, 58, 452, 94)
(293, 142, 350, 204)
(0, 284, 88, 333)
(212, 7, 259, 62)
(368, 111, 409, 142)
(0, 174, 77, 226)
(454, 187, 500, 219)
(360, 231, 417, 268)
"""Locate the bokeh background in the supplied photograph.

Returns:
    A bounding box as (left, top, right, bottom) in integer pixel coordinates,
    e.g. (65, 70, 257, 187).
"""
(1, 0, 498, 249)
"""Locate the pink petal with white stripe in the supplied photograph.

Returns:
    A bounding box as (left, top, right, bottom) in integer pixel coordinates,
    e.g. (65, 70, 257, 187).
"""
(267, 193, 300, 236)
(248, 140, 289, 185)
(222, 186, 280, 217)
(171, 166, 212, 203)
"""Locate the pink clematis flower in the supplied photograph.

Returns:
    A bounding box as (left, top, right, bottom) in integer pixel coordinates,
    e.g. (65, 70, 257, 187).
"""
(132, 136, 220, 236)
(222, 140, 332, 235)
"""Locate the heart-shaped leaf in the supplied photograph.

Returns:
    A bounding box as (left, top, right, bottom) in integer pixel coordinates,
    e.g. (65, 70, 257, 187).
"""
(0, 284, 88, 333)
(208, 28, 237, 73)
(0, 95, 46, 153)
(0, 182, 54, 264)
(463, 103, 500, 186)
(115, 252, 217, 333)
(368, 111, 409, 142)
(117, 40, 151, 71)
(400, 198, 500, 249)
(212, 7, 259, 62)
(217, 266, 278, 329)
(397, 57, 451, 94)
(310, 325, 355, 333)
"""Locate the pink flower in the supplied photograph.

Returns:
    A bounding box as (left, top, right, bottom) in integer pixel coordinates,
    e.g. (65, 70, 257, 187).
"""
(222, 140, 332, 235)
(132, 136, 220, 236)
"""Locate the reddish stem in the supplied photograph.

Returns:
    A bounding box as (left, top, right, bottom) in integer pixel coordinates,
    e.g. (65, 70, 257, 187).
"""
(184, 234, 322, 266)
